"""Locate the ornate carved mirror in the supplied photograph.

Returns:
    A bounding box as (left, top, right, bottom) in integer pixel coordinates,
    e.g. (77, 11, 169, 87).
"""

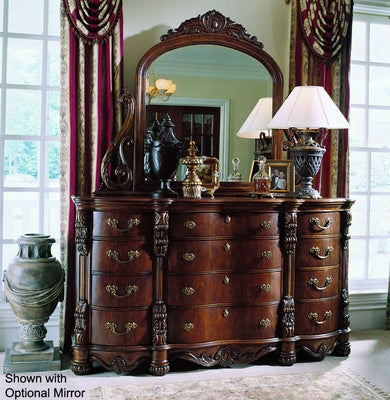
(122, 10, 283, 192)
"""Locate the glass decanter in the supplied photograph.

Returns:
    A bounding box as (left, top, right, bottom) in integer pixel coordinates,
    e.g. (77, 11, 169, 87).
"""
(227, 157, 243, 182)
(252, 156, 271, 196)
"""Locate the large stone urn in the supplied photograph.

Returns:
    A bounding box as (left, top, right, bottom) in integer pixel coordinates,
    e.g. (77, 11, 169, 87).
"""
(4, 233, 64, 353)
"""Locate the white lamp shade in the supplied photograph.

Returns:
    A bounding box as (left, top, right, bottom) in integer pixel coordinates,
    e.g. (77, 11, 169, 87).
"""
(155, 78, 173, 91)
(237, 97, 273, 138)
(267, 86, 349, 130)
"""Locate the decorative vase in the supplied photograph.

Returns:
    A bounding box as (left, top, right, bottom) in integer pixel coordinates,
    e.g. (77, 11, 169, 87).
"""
(4, 233, 64, 353)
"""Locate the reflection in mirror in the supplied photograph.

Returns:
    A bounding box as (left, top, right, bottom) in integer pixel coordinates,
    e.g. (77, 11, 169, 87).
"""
(145, 45, 272, 181)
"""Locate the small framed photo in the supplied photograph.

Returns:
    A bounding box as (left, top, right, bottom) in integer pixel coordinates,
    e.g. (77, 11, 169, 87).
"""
(249, 159, 295, 197)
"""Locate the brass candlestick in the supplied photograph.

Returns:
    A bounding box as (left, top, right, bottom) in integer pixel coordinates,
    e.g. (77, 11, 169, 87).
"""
(181, 140, 204, 199)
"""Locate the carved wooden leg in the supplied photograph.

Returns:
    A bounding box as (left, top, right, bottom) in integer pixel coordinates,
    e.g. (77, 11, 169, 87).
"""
(278, 296, 296, 366)
(71, 347, 93, 375)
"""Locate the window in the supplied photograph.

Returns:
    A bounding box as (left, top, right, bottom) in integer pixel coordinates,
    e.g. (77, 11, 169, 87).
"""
(349, 10, 390, 293)
(0, 0, 60, 300)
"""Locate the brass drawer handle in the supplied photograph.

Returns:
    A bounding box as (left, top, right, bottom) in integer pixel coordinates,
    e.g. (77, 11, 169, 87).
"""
(260, 220, 272, 229)
(223, 242, 231, 251)
(184, 220, 196, 230)
(259, 318, 271, 327)
(105, 321, 137, 335)
(182, 286, 195, 296)
(224, 215, 231, 224)
(106, 249, 140, 263)
(259, 283, 271, 292)
(183, 252, 195, 262)
(308, 310, 332, 325)
(307, 277, 333, 291)
(106, 284, 139, 298)
(261, 250, 272, 259)
(309, 246, 334, 259)
(105, 218, 140, 232)
(309, 217, 333, 231)
(222, 308, 229, 318)
(223, 275, 230, 285)
(183, 322, 194, 332)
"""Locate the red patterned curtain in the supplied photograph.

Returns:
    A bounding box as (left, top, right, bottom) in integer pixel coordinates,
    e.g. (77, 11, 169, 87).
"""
(289, 0, 353, 197)
(60, 0, 124, 350)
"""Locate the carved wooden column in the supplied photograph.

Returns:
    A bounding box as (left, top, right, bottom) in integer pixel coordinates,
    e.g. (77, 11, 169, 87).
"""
(279, 203, 299, 366)
(71, 206, 93, 375)
(149, 206, 170, 376)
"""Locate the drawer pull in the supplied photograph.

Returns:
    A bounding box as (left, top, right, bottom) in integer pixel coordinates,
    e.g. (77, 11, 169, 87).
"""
(308, 310, 332, 325)
(223, 242, 231, 251)
(309, 246, 334, 260)
(259, 283, 271, 292)
(183, 252, 195, 262)
(224, 215, 231, 224)
(183, 322, 194, 332)
(259, 318, 271, 327)
(309, 217, 333, 231)
(105, 218, 140, 232)
(105, 321, 137, 335)
(223, 275, 230, 285)
(106, 284, 139, 297)
(261, 250, 272, 259)
(184, 220, 196, 230)
(222, 308, 229, 318)
(307, 277, 333, 291)
(182, 286, 195, 296)
(260, 220, 272, 229)
(106, 249, 140, 263)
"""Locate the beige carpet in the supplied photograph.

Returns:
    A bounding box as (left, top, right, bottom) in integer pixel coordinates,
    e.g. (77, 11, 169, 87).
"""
(90, 369, 390, 400)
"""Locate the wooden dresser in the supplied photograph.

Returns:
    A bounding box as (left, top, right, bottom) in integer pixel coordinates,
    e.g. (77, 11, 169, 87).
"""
(71, 195, 353, 375)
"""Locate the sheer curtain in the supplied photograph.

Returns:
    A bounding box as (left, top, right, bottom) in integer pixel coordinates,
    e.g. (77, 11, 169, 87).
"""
(59, 0, 124, 349)
(289, 0, 353, 197)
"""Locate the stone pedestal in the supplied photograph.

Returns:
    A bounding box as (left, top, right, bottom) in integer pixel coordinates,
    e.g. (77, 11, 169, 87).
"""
(3, 340, 61, 373)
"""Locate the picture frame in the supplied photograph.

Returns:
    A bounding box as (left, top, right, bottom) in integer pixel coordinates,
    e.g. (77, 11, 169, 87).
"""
(197, 157, 220, 198)
(249, 159, 295, 197)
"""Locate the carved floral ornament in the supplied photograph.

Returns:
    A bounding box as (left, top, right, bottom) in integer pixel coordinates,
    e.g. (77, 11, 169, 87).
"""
(62, 0, 122, 44)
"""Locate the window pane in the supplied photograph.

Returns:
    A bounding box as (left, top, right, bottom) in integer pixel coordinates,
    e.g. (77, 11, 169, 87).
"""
(370, 152, 390, 192)
(47, 91, 60, 136)
(370, 22, 390, 63)
(4, 140, 39, 187)
(3, 192, 39, 239)
(44, 192, 60, 237)
(351, 20, 367, 61)
(7, 38, 42, 85)
(349, 195, 367, 236)
(6, 89, 41, 135)
(349, 107, 366, 147)
(8, 0, 44, 35)
(349, 151, 368, 191)
(0, 0, 3, 32)
(368, 238, 390, 279)
(48, 41, 60, 86)
(367, 109, 390, 148)
(369, 66, 390, 106)
(48, 0, 60, 36)
(350, 64, 367, 105)
(370, 195, 390, 235)
(46, 141, 59, 187)
(349, 239, 366, 280)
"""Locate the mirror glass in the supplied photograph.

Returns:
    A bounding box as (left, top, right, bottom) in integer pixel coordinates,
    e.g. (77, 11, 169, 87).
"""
(145, 45, 273, 181)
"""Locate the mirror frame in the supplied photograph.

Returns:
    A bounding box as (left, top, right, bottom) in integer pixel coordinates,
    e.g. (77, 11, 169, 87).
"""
(133, 10, 284, 191)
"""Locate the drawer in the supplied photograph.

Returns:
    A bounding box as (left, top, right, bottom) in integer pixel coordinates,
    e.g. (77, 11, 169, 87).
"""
(91, 275, 152, 307)
(91, 240, 152, 273)
(295, 266, 340, 299)
(92, 211, 153, 238)
(167, 272, 282, 305)
(90, 309, 151, 345)
(295, 297, 340, 335)
(167, 305, 278, 343)
(297, 212, 340, 236)
(167, 239, 282, 273)
(295, 238, 340, 267)
(169, 212, 279, 238)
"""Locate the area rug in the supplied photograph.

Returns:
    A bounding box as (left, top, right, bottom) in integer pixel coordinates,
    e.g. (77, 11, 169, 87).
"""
(90, 369, 390, 400)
